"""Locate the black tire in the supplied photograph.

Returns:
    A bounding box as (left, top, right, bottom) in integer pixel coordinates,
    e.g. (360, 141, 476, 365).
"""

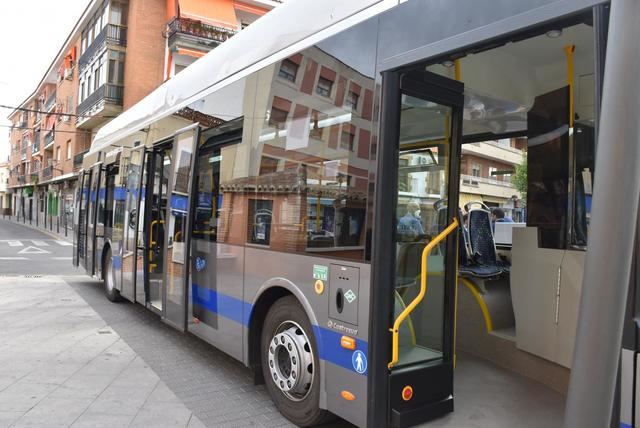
(261, 295, 332, 427)
(103, 248, 122, 302)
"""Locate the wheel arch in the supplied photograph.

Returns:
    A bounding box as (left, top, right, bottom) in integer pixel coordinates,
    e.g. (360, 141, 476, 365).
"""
(100, 239, 112, 280)
(247, 278, 321, 370)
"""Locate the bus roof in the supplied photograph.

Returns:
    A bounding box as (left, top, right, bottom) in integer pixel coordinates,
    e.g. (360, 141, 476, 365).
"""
(89, 0, 397, 156)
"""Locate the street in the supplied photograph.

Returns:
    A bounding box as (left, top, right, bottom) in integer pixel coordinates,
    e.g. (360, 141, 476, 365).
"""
(0, 219, 352, 428)
(0, 219, 76, 276)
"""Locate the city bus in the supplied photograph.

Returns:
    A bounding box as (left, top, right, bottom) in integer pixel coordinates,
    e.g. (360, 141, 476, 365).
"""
(72, 0, 640, 427)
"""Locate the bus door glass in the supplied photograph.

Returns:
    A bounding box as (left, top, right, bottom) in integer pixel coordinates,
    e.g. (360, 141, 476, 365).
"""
(73, 170, 88, 267)
(121, 147, 145, 301)
(387, 70, 463, 419)
(146, 146, 171, 312)
(135, 150, 150, 304)
(86, 165, 102, 276)
(162, 125, 200, 331)
(78, 169, 92, 270)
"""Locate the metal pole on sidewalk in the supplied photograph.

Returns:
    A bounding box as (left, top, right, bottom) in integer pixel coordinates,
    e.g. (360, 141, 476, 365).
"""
(564, 0, 640, 426)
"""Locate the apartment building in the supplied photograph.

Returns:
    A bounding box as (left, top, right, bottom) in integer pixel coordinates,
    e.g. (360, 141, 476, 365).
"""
(460, 138, 526, 220)
(0, 161, 9, 214)
(7, 0, 282, 231)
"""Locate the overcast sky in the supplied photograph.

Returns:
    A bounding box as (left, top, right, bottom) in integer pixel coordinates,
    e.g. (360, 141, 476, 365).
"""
(0, 0, 90, 162)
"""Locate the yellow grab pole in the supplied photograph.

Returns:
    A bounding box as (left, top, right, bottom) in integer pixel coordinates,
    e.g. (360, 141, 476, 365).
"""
(388, 218, 459, 369)
(564, 45, 575, 127)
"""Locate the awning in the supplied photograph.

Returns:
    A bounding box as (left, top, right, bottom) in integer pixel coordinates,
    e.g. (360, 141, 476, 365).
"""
(178, 0, 237, 30)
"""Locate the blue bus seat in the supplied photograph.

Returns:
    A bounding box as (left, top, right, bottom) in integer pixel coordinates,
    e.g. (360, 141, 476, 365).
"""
(459, 202, 509, 279)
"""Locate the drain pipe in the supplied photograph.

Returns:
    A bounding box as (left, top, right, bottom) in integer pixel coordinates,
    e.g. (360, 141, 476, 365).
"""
(564, 0, 640, 427)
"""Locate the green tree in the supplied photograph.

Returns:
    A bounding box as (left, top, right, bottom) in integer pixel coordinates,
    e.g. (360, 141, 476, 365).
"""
(512, 153, 527, 199)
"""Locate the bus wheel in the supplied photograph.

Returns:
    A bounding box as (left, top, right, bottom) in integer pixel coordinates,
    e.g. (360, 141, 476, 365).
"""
(103, 248, 121, 302)
(261, 296, 331, 427)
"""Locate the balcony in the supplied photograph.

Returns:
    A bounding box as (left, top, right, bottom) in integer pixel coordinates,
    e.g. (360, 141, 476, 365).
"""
(73, 150, 88, 170)
(20, 147, 27, 161)
(17, 175, 25, 185)
(79, 24, 127, 70)
(77, 83, 123, 119)
(45, 93, 57, 112)
(167, 17, 236, 54)
(32, 140, 40, 154)
(42, 166, 53, 180)
(460, 174, 518, 199)
(43, 130, 55, 149)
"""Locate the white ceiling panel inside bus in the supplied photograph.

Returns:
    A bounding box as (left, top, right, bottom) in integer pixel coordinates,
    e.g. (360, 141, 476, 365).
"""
(428, 23, 595, 139)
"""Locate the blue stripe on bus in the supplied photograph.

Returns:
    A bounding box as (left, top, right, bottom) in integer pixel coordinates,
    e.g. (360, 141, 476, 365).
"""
(191, 284, 251, 326)
(114, 187, 127, 201)
(313, 325, 368, 376)
(621, 423, 632, 428)
(190, 283, 368, 376)
(112, 255, 122, 269)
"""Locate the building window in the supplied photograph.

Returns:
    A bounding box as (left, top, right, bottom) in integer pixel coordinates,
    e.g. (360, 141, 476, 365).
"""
(278, 59, 298, 83)
(309, 110, 326, 139)
(269, 107, 288, 130)
(248, 199, 273, 246)
(340, 130, 355, 151)
(488, 166, 497, 179)
(66, 140, 71, 160)
(316, 77, 332, 98)
(108, 51, 126, 85)
(472, 163, 481, 177)
(345, 91, 359, 111)
(56, 147, 61, 162)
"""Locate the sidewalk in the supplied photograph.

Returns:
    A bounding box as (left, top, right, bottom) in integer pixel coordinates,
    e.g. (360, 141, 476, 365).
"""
(0, 276, 204, 428)
(0, 215, 72, 243)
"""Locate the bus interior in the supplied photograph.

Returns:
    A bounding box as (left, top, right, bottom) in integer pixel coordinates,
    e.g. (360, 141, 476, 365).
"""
(391, 11, 597, 425)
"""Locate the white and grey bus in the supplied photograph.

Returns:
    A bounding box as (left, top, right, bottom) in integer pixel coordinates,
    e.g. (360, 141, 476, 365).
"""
(73, 0, 640, 427)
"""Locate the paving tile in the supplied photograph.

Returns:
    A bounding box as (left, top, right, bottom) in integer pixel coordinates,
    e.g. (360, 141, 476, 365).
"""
(129, 402, 193, 427)
(11, 397, 92, 427)
(0, 381, 58, 412)
(48, 373, 114, 399)
(85, 384, 154, 416)
(70, 412, 135, 428)
(0, 411, 22, 427)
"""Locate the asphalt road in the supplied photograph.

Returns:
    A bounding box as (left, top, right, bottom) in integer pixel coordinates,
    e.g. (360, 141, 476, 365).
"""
(0, 219, 78, 275)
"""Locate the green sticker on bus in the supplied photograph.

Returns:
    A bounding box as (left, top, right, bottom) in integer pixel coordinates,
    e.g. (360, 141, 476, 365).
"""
(313, 264, 328, 281)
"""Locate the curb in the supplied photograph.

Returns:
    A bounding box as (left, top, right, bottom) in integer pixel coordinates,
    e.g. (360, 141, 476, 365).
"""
(0, 217, 73, 243)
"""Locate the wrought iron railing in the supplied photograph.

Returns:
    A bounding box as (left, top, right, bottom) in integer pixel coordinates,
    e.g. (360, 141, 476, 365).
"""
(45, 93, 56, 111)
(167, 17, 236, 46)
(44, 130, 54, 148)
(77, 83, 124, 118)
(42, 166, 53, 180)
(79, 24, 127, 69)
(20, 147, 27, 160)
(74, 150, 88, 170)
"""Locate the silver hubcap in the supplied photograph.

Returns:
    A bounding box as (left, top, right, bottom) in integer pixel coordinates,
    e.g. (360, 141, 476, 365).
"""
(267, 321, 314, 401)
(105, 256, 114, 292)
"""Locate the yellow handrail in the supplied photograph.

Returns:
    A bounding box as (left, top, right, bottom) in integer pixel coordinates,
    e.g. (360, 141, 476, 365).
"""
(388, 218, 459, 369)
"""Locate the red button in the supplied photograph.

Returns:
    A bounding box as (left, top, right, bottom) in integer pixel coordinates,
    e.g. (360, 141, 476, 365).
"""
(402, 386, 413, 401)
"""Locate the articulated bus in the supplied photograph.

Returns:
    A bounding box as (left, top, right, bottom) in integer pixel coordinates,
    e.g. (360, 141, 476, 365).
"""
(73, 1, 640, 426)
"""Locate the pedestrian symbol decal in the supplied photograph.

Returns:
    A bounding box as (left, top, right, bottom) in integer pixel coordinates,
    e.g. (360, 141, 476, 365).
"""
(352, 350, 367, 374)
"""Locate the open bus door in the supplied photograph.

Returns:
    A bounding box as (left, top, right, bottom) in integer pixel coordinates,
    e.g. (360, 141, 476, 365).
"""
(370, 69, 463, 427)
(77, 169, 92, 270)
(73, 169, 88, 267)
(121, 146, 146, 301)
(161, 124, 200, 331)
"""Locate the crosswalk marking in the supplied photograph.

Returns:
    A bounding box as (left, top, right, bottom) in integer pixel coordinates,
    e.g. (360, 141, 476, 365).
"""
(55, 241, 73, 246)
(31, 240, 49, 246)
(0, 257, 28, 260)
(52, 257, 72, 260)
(8, 241, 22, 247)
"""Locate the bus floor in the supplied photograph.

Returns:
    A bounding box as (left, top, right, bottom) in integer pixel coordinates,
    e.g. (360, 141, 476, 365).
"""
(424, 351, 565, 427)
